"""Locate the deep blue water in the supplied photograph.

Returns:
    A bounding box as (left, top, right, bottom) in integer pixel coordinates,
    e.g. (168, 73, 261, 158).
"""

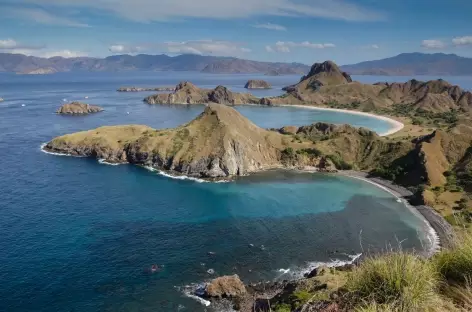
(0, 72, 466, 312)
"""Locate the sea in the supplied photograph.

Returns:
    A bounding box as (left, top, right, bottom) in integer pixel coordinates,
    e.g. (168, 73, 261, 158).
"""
(0, 72, 470, 312)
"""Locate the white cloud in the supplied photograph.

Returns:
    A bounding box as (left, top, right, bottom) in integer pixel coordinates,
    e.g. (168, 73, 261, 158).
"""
(18, 0, 385, 22)
(0, 39, 18, 49)
(268, 41, 336, 52)
(452, 36, 472, 46)
(109, 45, 144, 54)
(265, 45, 274, 53)
(41, 50, 88, 58)
(108, 40, 251, 56)
(0, 38, 45, 51)
(253, 23, 286, 31)
(421, 39, 445, 49)
(4, 7, 90, 27)
(369, 44, 379, 49)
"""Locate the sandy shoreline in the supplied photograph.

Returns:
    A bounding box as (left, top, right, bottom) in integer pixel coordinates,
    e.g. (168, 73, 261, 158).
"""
(338, 170, 455, 255)
(276, 104, 405, 136)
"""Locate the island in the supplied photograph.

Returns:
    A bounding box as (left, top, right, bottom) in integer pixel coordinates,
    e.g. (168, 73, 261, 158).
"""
(56, 102, 104, 115)
(244, 79, 272, 89)
(144, 82, 260, 105)
(43, 59, 472, 312)
(117, 86, 175, 92)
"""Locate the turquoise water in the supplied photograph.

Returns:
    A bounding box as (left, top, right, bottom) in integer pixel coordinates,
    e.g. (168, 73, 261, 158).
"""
(0, 72, 452, 311)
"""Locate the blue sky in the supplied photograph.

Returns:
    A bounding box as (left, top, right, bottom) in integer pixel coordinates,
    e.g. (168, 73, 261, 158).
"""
(0, 0, 471, 65)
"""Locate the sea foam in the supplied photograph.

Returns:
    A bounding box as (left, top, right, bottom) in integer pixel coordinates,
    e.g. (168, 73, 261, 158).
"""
(144, 166, 229, 183)
(40, 143, 85, 157)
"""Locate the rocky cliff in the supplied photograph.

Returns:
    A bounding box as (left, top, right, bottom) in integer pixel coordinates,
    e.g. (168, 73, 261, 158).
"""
(144, 82, 260, 105)
(56, 102, 104, 115)
(244, 80, 272, 89)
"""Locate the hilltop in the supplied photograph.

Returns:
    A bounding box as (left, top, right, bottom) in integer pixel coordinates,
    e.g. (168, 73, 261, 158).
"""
(341, 52, 472, 76)
(0, 52, 309, 75)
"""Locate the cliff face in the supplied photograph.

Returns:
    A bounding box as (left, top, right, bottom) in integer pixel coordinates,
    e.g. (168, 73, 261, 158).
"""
(56, 102, 104, 114)
(144, 82, 260, 105)
(261, 61, 472, 113)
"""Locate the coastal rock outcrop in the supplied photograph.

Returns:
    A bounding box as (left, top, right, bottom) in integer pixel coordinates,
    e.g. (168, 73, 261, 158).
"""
(244, 80, 272, 89)
(144, 82, 260, 105)
(117, 86, 175, 92)
(206, 275, 246, 298)
(56, 102, 104, 115)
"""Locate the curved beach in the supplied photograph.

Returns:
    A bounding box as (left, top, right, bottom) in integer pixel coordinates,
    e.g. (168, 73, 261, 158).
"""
(278, 104, 405, 136)
(339, 170, 455, 255)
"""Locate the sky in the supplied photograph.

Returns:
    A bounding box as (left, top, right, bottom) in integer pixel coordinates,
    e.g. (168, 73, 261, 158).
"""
(0, 0, 471, 65)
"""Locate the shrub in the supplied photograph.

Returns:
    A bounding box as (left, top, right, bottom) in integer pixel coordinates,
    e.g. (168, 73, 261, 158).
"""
(346, 252, 439, 311)
(327, 154, 353, 170)
(435, 236, 472, 285)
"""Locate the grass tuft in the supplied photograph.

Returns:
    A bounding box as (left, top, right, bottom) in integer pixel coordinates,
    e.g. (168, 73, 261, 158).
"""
(435, 235, 472, 285)
(346, 252, 439, 311)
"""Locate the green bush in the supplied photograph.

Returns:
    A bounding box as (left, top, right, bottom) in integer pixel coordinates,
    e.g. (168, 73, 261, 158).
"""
(327, 154, 352, 170)
(274, 303, 291, 312)
(346, 252, 439, 311)
(435, 236, 472, 285)
(296, 148, 322, 157)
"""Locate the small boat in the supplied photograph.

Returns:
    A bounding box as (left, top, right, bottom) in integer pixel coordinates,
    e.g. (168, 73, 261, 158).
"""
(150, 264, 160, 273)
(207, 251, 216, 256)
(21, 104, 26, 107)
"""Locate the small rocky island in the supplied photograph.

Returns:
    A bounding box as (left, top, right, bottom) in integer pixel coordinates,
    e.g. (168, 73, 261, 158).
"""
(144, 82, 260, 105)
(117, 86, 175, 92)
(244, 79, 272, 89)
(56, 102, 104, 115)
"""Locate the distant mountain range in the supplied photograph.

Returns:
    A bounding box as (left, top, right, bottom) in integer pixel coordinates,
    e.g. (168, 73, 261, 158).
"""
(0, 53, 309, 75)
(2, 52, 471, 76)
(341, 53, 472, 76)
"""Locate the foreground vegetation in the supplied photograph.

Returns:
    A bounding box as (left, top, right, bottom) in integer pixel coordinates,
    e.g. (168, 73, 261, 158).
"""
(268, 236, 472, 312)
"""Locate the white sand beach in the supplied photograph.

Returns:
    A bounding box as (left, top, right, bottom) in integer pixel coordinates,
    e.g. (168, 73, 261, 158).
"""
(278, 104, 405, 136)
